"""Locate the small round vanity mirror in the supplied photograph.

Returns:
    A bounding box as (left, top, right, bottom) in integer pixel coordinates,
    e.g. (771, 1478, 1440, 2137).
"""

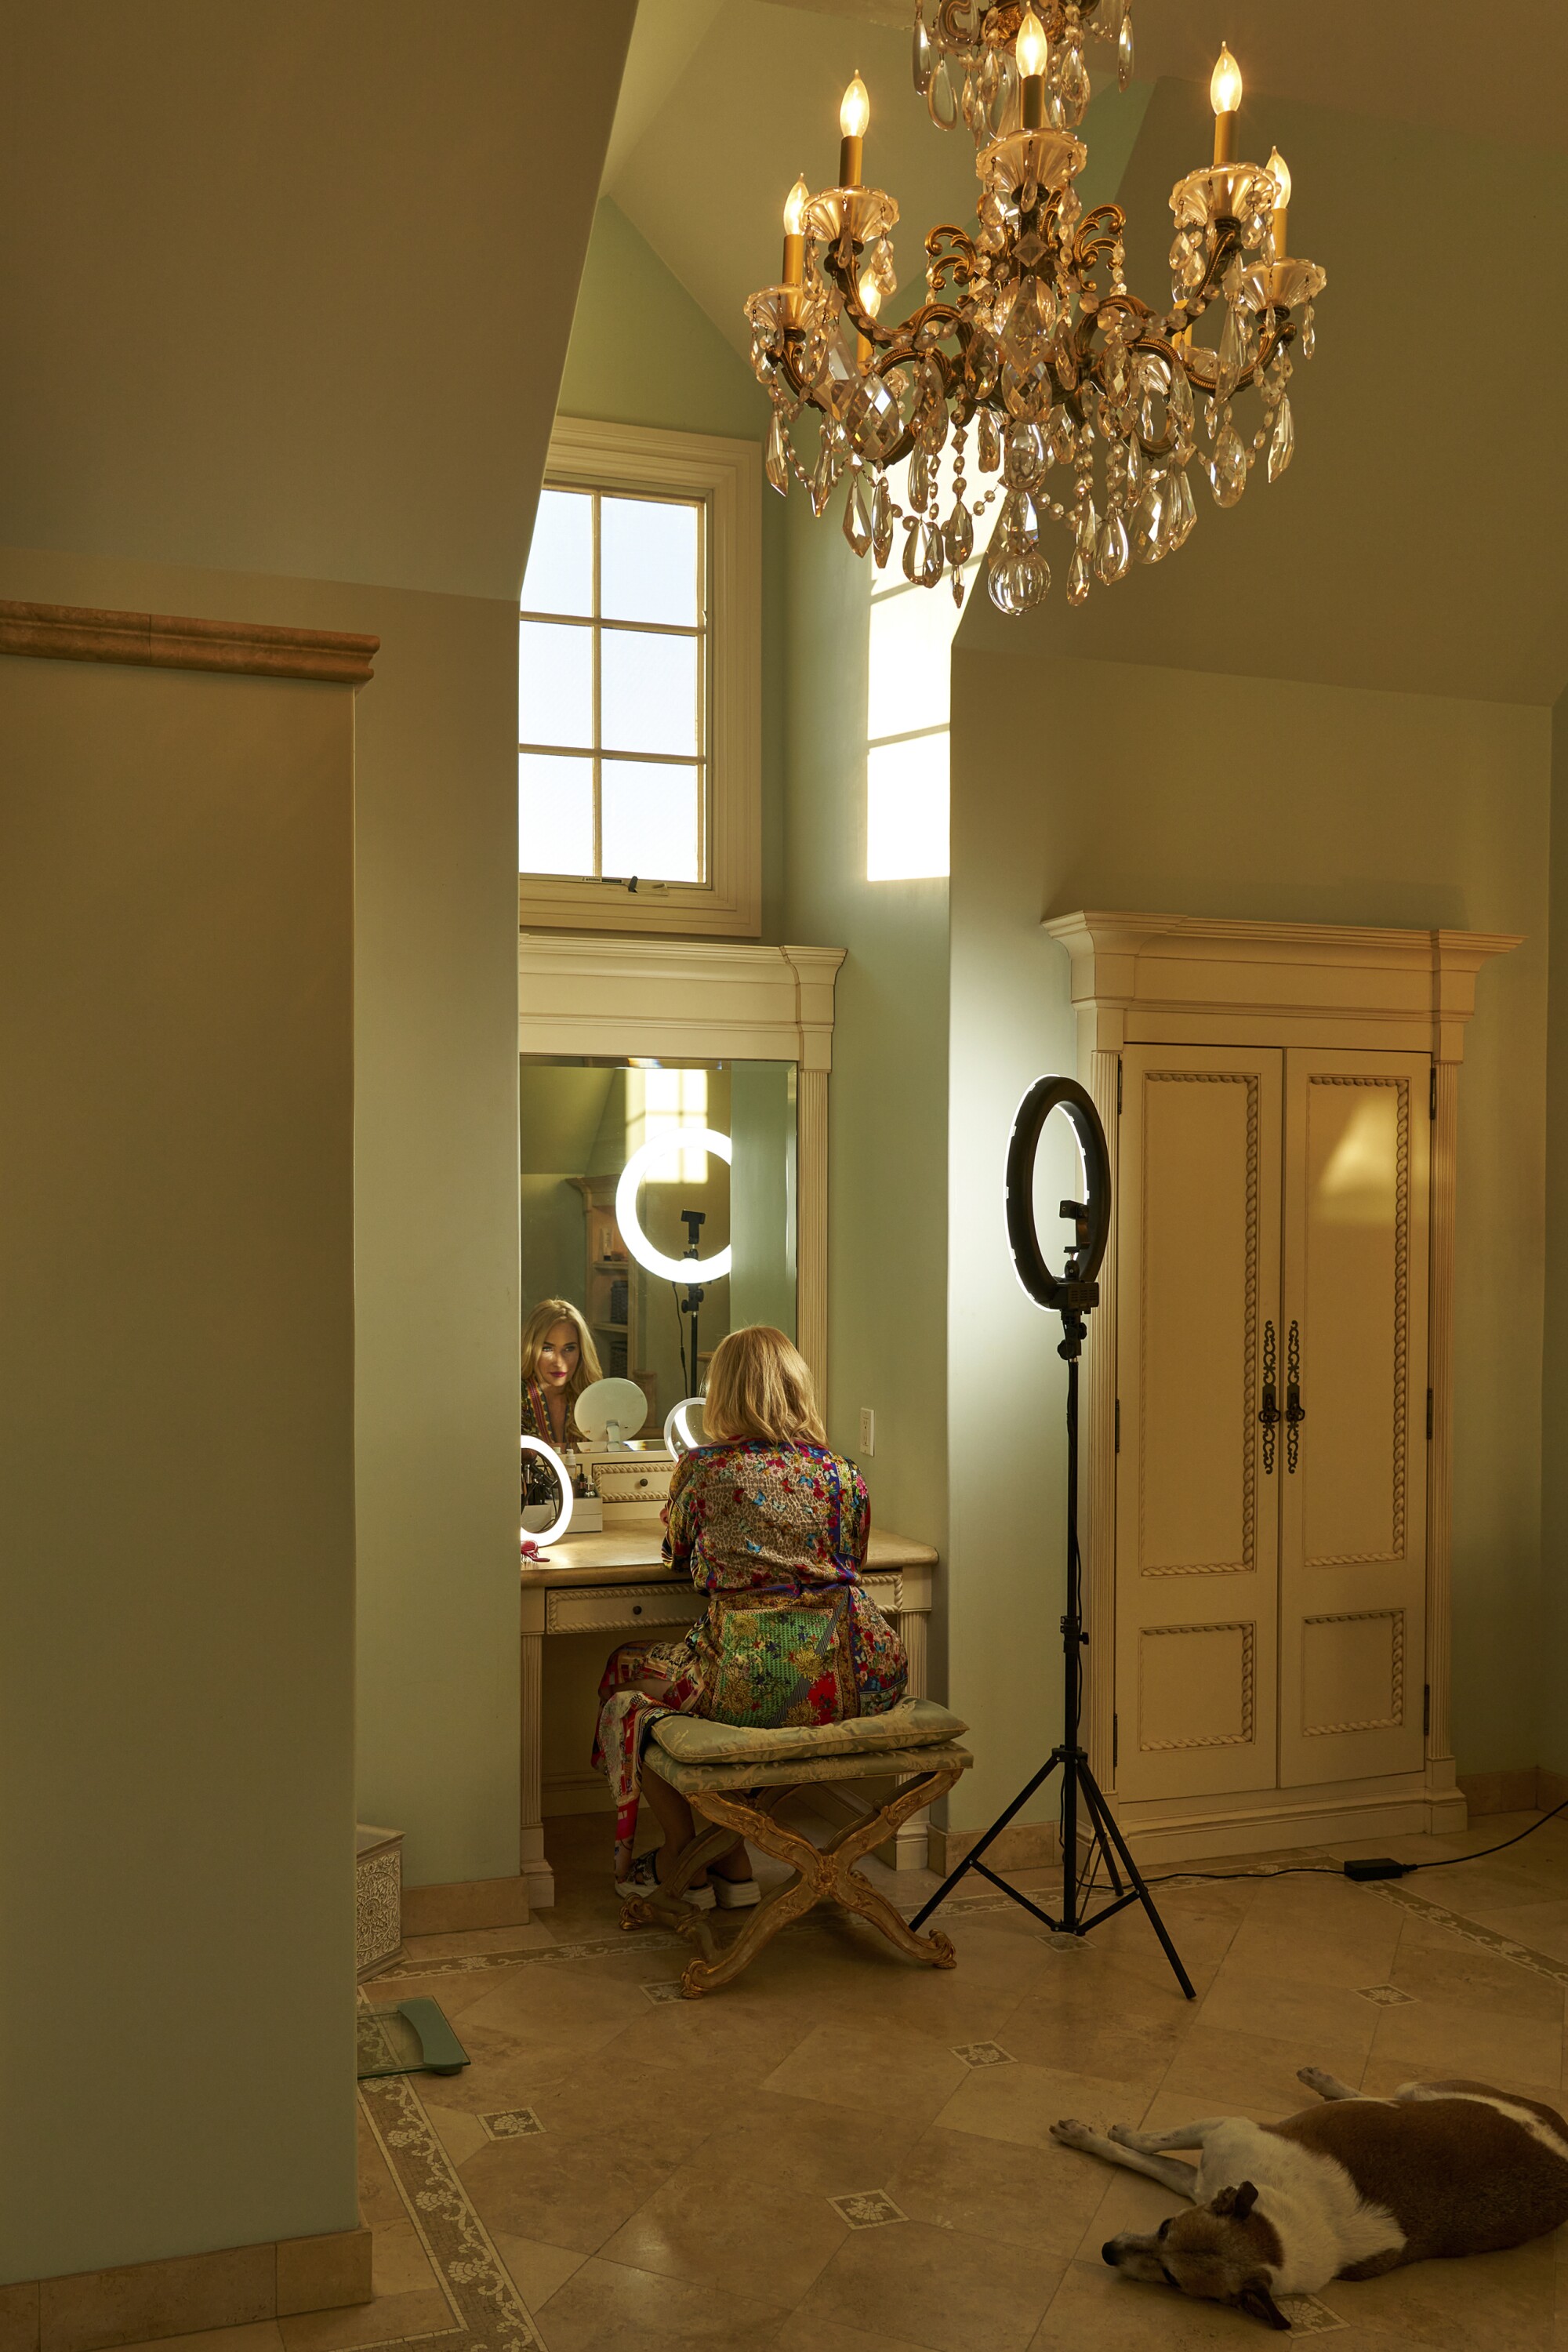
(662, 1396, 708, 1456)
(575, 1376, 649, 1449)
(520, 1434, 574, 1548)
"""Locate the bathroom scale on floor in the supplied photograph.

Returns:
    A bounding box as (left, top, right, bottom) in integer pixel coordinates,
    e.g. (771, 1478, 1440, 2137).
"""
(356, 1996, 469, 2079)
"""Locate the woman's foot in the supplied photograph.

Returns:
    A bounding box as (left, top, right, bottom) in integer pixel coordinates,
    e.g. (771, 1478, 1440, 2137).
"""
(615, 1852, 716, 1911)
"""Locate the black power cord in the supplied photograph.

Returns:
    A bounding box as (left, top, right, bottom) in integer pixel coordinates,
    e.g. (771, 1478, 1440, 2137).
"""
(1135, 1793, 1568, 1889)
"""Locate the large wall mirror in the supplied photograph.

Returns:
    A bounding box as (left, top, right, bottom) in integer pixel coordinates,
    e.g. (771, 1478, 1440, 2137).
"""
(521, 1054, 797, 1420)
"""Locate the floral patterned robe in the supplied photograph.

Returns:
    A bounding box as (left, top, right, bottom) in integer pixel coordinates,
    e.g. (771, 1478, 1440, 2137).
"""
(592, 1439, 907, 1877)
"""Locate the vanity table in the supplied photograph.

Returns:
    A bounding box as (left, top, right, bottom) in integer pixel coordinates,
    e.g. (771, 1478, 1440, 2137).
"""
(520, 1528, 937, 1906)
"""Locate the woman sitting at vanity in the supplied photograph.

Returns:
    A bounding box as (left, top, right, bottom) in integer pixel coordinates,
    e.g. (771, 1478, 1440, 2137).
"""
(521, 1297, 599, 1504)
(592, 1323, 906, 1906)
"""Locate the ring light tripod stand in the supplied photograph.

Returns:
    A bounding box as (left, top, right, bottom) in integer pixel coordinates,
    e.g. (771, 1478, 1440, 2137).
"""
(910, 1075, 1195, 2001)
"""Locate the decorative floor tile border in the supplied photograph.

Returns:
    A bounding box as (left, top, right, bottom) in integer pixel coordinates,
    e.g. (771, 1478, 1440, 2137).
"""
(359, 2072, 546, 2351)
(372, 1929, 685, 1984)
(1277, 2291, 1347, 2333)
(1368, 1880, 1568, 1987)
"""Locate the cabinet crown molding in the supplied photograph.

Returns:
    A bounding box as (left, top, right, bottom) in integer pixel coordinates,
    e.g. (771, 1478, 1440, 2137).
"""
(1043, 909, 1519, 1061)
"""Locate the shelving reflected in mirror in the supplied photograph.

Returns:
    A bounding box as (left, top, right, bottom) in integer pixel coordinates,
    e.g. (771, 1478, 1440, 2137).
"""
(520, 1053, 797, 1428)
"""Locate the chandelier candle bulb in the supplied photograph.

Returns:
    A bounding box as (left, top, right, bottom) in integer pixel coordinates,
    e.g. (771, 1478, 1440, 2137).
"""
(839, 71, 869, 187)
(1015, 9, 1050, 131)
(1265, 146, 1291, 260)
(1210, 42, 1242, 165)
(782, 174, 808, 289)
(856, 265, 881, 366)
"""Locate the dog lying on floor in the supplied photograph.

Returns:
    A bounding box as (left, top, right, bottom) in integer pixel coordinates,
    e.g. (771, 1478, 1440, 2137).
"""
(1051, 2067, 1568, 2331)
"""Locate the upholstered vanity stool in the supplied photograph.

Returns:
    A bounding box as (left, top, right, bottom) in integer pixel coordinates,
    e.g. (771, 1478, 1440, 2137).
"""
(620, 1697, 972, 1996)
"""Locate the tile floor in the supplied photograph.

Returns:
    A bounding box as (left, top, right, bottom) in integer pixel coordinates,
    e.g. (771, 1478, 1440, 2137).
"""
(142, 1806, 1568, 2350)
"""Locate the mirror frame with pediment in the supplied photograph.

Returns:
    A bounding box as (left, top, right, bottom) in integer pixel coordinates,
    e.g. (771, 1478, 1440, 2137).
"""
(517, 934, 844, 1400)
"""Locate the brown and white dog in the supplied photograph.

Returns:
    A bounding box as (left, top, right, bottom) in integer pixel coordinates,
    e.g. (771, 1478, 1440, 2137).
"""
(1051, 2067, 1568, 2331)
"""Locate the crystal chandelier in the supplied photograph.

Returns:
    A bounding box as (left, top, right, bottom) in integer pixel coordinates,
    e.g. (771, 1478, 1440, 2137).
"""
(744, 4, 1325, 615)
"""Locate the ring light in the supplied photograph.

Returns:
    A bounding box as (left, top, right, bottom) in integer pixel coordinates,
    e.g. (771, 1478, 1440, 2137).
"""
(574, 1376, 649, 1447)
(1004, 1074, 1111, 1314)
(615, 1129, 734, 1284)
(519, 1435, 573, 1548)
(663, 1396, 708, 1456)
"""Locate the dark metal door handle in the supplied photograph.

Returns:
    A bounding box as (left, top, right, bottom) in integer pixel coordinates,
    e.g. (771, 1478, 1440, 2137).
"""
(1258, 1319, 1279, 1475)
(1285, 1318, 1305, 1473)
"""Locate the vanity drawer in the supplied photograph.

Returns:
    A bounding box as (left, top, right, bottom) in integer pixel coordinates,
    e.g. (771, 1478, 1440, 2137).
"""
(545, 1583, 700, 1636)
(594, 1457, 673, 1507)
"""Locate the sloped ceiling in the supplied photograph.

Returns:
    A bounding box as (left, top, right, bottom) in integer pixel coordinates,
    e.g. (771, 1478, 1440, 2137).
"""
(0, 0, 633, 600)
(611, 0, 1568, 704)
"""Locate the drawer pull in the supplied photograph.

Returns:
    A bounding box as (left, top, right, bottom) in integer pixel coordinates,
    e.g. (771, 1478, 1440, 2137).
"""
(633, 1604, 643, 1616)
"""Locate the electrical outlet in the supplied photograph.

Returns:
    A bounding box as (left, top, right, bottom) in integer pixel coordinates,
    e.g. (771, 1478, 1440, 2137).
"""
(859, 1407, 875, 1457)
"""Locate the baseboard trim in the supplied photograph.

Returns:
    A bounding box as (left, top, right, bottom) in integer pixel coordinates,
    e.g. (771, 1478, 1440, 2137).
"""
(926, 1820, 1060, 1875)
(5, 2224, 371, 2352)
(1460, 1765, 1568, 1817)
(401, 1874, 531, 1936)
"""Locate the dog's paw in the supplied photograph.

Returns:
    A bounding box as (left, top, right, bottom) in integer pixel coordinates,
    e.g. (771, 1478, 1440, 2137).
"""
(1298, 2067, 1342, 2096)
(1051, 2118, 1098, 2150)
(1107, 2122, 1144, 2148)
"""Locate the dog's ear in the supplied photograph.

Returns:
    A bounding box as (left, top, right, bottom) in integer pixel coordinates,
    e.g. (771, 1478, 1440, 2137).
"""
(1236, 2278, 1290, 2331)
(1232, 2180, 1260, 2221)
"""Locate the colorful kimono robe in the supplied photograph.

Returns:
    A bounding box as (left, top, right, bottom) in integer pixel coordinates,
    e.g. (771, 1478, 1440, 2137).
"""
(521, 1377, 580, 1508)
(592, 1439, 907, 1876)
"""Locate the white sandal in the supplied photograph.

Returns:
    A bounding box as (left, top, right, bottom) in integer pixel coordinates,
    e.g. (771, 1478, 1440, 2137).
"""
(615, 1852, 716, 1911)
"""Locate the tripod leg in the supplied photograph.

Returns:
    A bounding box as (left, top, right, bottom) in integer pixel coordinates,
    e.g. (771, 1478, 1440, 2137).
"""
(909, 1752, 1063, 1932)
(1076, 1763, 1196, 2001)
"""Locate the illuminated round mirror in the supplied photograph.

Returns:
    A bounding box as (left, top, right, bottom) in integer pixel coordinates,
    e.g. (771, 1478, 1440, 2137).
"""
(662, 1396, 709, 1456)
(520, 1434, 573, 1548)
(614, 1128, 734, 1284)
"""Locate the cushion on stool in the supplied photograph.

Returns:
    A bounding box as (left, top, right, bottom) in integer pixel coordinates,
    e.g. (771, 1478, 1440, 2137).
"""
(648, 1694, 967, 1769)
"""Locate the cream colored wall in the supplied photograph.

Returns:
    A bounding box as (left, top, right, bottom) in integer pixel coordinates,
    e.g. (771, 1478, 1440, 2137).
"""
(0, 654, 357, 2280)
(946, 648, 1550, 1829)
(1543, 686, 1568, 1778)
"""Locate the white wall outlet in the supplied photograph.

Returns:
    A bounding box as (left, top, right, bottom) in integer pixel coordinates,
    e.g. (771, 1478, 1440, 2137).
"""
(859, 1407, 875, 1457)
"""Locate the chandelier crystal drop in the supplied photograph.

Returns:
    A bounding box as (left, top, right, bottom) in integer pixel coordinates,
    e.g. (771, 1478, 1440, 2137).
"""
(744, 3, 1326, 615)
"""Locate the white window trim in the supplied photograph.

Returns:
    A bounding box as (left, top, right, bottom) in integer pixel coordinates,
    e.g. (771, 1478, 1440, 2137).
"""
(519, 416, 761, 938)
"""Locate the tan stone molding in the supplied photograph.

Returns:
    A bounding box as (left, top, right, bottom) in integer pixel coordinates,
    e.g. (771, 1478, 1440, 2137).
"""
(0, 600, 378, 686)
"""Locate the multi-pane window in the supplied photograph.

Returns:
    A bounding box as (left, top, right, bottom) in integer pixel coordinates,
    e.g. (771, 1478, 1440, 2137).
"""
(520, 486, 709, 887)
(865, 449, 1000, 882)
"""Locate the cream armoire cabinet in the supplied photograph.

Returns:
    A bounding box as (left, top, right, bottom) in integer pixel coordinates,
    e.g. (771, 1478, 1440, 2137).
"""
(1047, 913, 1517, 1864)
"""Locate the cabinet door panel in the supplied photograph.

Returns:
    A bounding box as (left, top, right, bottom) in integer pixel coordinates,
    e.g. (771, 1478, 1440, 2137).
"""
(1115, 1047, 1281, 1799)
(1278, 1051, 1428, 1787)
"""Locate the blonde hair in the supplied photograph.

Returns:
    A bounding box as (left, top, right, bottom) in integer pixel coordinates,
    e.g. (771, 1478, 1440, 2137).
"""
(521, 1298, 602, 1403)
(703, 1325, 826, 1448)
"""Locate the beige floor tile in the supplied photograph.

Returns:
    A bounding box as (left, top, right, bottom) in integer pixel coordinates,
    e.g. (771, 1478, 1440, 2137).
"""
(366, 2224, 437, 2299)
(888, 2122, 1116, 2257)
(771, 2314, 933, 2352)
(1222, 1904, 1403, 1988)
(934, 2056, 1156, 2151)
(999, 1988, 1193, 2086)
(105, 2329, 285, 2352)
(673, 2088, 924, 2200)
(1358, 2051, 1568, 2109)
(791, 2218, 1066, 2352)
(598, 2165, 848, 2303)
(276, 2288, 453, 2352)
(760, 2016, 971, 2127)
(1160, 2018, 1374, 2116)
(424, 2103, 489, 2166)
(1468, 1903, 1568, 1968)
(1193, 1962, 1383, 2058)
(358, 1964, 523, 2024)
(354, 2112, 407, 2230)
(530, 2256, 785, 2348)
(1135, 2082, 1304, 2132)
(411, 1974, 652, 2113)
(397, 1923, 559, 1962)
(458, 2120, 710, 2257)
(488, 2232, 586, 2314)
(1073, 2162, 1196, 2260)
(1370, 1992, 1563, 2094)
(1386, 1923, 1567, 2021)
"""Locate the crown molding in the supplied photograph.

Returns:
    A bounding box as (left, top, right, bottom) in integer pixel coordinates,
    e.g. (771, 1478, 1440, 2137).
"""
(0, 599, 378, 686)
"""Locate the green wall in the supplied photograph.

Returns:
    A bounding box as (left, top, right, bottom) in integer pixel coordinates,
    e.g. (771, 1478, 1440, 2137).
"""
(556, 200, 786, 937)
(946, 647, 1550, 1828)
(0, 654, 358, 2278)
(781, 495, 950, 1562)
